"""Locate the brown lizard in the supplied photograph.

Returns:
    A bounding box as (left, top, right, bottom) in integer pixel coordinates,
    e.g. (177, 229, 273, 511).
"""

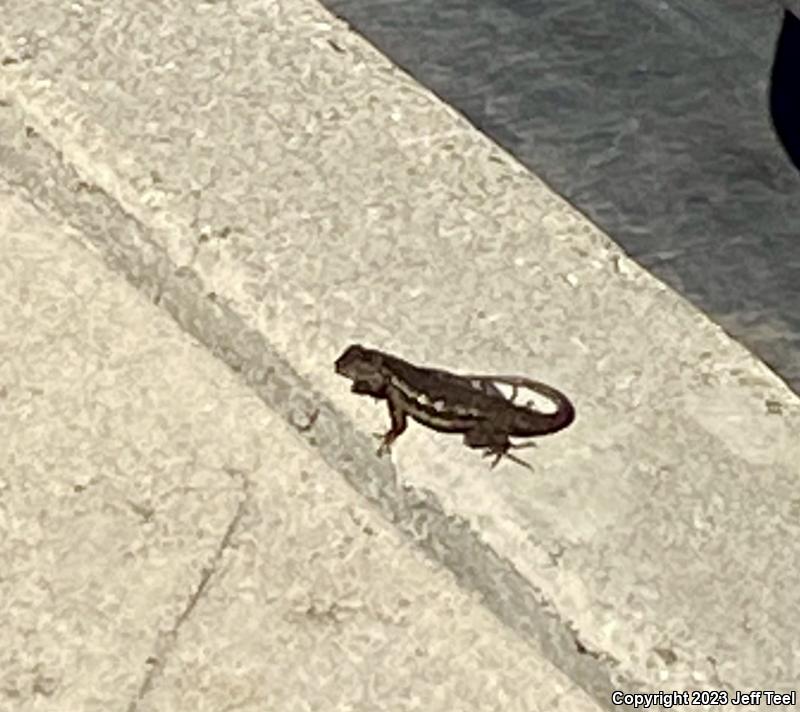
(335, 344, 575, 469)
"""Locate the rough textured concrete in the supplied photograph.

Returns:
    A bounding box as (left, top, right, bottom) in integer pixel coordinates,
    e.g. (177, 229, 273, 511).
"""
(0, 188, 604, 711)
(0, 0, 798, 710)
(320, 0, 800, 392)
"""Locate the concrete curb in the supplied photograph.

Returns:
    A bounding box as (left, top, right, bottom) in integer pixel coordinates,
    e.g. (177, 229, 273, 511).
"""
(2, 1, 798, 707)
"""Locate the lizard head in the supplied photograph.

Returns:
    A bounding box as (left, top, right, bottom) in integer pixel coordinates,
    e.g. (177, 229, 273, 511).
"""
(334, 344, 387, 396)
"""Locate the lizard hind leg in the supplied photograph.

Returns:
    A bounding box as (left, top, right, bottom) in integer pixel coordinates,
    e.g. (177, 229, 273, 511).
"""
(464, 426, 534, 471)
(482, 449, 504, 469)
(503, 451, 535, 471)
(482, 448, 534, 471)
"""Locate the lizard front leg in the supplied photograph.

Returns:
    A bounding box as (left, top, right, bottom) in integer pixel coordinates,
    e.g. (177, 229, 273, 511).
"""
(374, 386, 409, 457)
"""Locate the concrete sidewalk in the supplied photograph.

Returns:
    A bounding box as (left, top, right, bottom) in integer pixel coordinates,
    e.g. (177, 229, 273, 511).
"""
(1, 0, 798, 710)
(0, 188, 604, 711)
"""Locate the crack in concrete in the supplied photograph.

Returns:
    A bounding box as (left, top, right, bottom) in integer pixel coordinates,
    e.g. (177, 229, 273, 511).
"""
(126, 468, 251, 712)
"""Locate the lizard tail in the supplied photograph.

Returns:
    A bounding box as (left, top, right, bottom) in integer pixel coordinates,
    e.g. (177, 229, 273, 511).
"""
(523, 379, 575, 432)
(487, 375, 576, 434)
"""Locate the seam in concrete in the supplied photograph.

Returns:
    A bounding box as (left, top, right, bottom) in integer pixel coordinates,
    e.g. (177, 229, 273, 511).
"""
(1, 99, 644, 711)
(126, 467, 252, 712)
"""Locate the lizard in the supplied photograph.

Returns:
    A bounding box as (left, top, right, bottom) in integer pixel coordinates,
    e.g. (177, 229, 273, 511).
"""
(334, 344, 575, 469)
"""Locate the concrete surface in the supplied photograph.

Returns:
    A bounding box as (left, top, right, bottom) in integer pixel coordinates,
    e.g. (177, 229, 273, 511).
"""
(0, 0, 798, 710)
(320, 0, 800, 393)
(0, 188, 604, 711)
